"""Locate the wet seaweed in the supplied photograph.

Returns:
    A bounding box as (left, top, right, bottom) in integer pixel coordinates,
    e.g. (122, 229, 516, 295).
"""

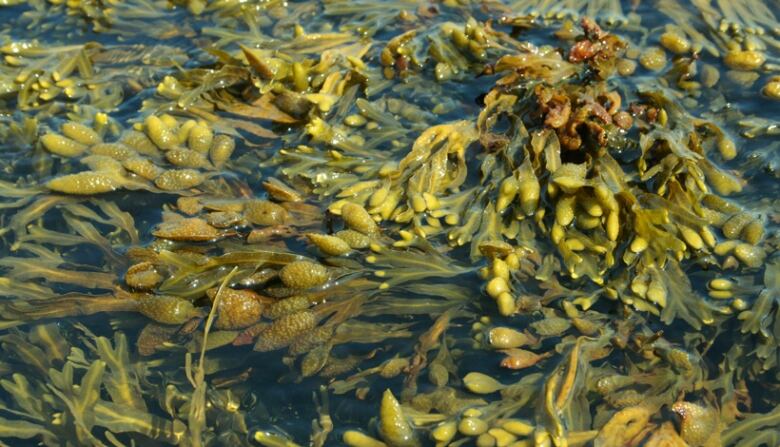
(0, 0, 777, 446)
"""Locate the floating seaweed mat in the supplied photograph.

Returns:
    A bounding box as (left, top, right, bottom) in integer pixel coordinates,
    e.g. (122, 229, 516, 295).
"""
(0, 1, 777, 446)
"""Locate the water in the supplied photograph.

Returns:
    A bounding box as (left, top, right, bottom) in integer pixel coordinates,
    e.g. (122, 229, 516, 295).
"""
(0, 0, 778, 446)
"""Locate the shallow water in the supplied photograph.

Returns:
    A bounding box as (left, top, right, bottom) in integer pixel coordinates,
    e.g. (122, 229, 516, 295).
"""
(0, 0, 778, 446)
